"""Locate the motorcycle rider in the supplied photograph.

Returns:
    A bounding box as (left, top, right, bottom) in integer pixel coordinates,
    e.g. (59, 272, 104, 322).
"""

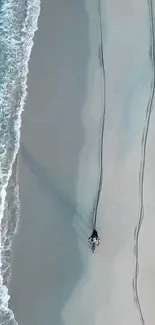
(88, 228, 100, 247)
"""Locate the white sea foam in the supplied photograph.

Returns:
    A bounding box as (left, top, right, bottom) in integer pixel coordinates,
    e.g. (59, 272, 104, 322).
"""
(0, 0, 41, 323)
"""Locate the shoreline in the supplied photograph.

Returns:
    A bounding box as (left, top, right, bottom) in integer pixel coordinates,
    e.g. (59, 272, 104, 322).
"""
(2, 154, 20, 289)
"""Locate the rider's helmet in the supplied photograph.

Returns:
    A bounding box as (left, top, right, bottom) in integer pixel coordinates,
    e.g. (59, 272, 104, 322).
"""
(92, 229, 98, 238)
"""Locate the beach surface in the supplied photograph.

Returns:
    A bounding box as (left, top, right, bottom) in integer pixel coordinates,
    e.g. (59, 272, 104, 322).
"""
(8, 0, 155, 324)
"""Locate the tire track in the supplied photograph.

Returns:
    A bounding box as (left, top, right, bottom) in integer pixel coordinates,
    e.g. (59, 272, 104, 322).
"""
(92, 0, 106, 229)
(133, 0, 155, 323)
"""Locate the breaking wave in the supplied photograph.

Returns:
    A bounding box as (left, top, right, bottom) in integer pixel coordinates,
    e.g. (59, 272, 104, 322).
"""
(0, 0, 41, 323)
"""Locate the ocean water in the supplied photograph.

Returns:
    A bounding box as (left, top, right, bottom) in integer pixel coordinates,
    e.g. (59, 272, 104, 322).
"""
(0, 0, 41, 323)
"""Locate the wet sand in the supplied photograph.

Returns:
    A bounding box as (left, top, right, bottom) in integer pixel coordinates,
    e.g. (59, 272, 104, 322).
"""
(9, 0, 91, 324)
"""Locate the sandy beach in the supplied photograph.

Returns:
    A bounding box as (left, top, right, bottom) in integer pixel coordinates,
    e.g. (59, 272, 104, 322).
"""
(8, 0, 155, 324)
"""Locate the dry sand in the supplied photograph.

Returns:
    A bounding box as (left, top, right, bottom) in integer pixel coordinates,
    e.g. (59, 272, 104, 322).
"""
(8, 0, 155, 324)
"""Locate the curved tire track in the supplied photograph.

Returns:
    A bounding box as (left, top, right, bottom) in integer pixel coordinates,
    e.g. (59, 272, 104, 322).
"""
(133, 0, 155, 324)
(92, 0, 106, 229)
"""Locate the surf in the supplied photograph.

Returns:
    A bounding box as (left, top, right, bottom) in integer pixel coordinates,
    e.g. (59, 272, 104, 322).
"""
(0, 0, 41, 323)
